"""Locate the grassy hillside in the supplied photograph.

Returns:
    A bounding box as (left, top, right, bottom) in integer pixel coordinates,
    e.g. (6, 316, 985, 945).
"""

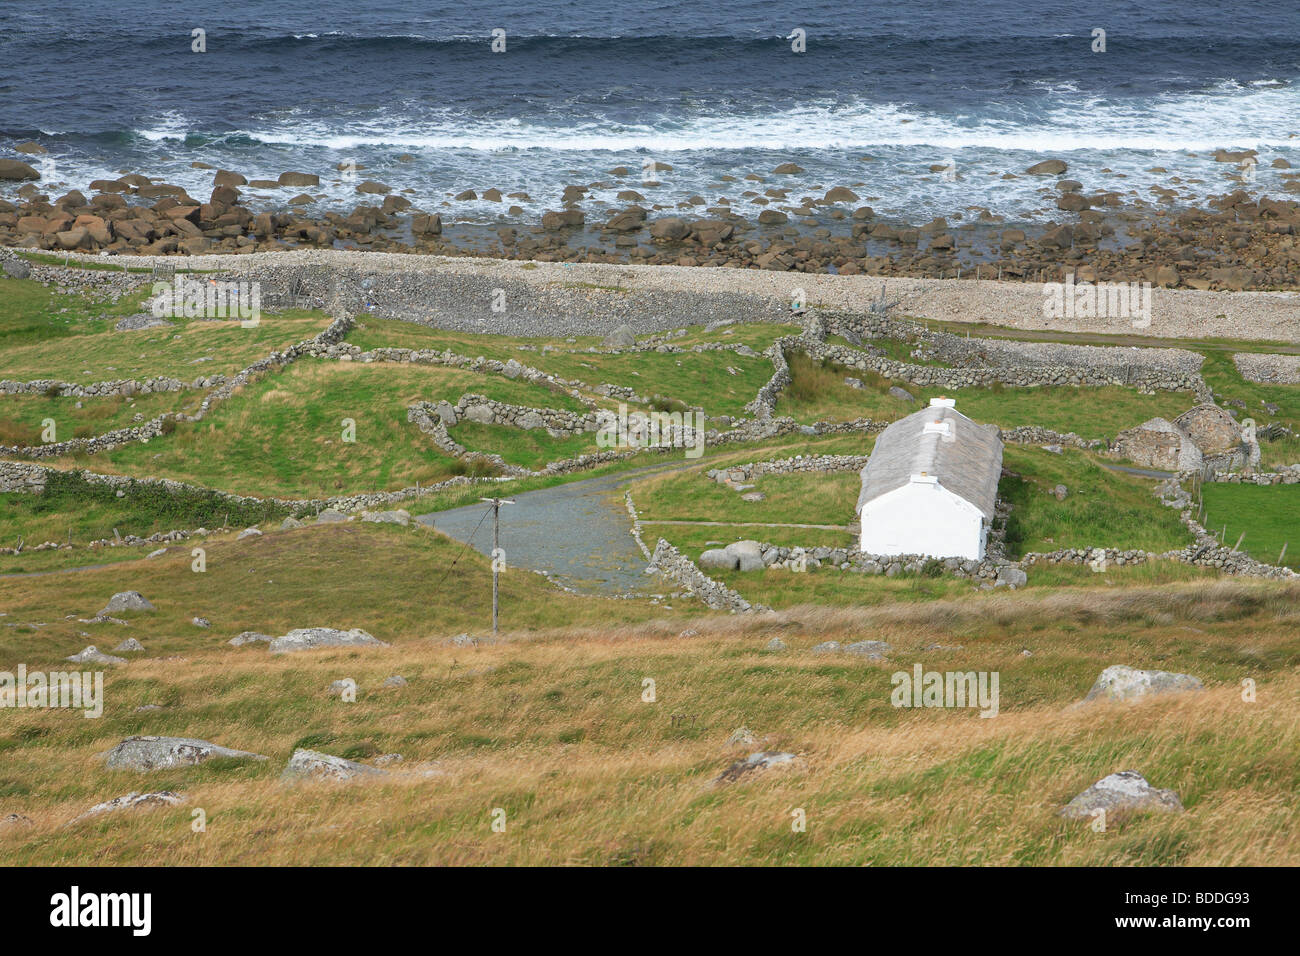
(0, 579, 1295, 865)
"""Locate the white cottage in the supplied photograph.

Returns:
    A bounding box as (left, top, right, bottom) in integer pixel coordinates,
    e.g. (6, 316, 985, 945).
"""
(856, 398, 1003, 560)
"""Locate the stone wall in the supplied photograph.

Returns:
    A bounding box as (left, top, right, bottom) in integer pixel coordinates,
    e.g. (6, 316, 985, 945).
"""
(646, 538, 762, 613)
(0, 375, 215, 398)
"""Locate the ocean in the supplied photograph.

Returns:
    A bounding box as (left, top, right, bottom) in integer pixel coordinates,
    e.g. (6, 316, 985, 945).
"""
(2, 0, 1298, 226)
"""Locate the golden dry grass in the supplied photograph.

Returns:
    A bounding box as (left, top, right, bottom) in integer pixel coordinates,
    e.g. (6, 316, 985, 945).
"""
(1, 576, 1296, 865)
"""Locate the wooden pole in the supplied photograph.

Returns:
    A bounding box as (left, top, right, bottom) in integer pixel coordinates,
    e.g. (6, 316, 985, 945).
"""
(1232, 531, 1246, 553)
(1279, 542, 1288, 564)
(492, 498, 500, 634)
(481, 497, 515, 634)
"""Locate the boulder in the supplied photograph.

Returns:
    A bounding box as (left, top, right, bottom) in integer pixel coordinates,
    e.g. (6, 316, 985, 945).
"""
(995, 567, 1028, 588)
(361, 509, 411, 526)
(698, 549, 739, 571)
(715, 751, 798, 784)
(278, 171, 319, 188)
(315, 509, 348, 523)
(1026, 159, 1068, 175)
(280, 748, 387, 782)
(601, 324, 636, 348)
(65, 646, 127, 665)
(845, 640, 891, 659)
(1082, 665, 1203, 703)
(888, 386, 915, 403)
(268, 627, 388, 654)
(104, 736, 268, 771)
(1059, 770, 1184, 820)
(113, 638, 145, 653)
(236, 527, 262, 540)
(772, 163, 804, 174)
(649, 216, 690, 240)
(765, 637, 787, 651)
(0, 160, 40, 181)
(811, 641, 842, 654)
(99, 591, 154, 615)
(229, 631, 272, 647)
(71, 792, 185, 823)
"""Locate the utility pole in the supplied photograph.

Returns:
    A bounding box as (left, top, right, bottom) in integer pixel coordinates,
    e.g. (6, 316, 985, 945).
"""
(481, 497, 515, 634)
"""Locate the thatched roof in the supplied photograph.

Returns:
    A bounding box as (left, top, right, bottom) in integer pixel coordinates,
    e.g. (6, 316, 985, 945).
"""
(856, 404, 1003, 519)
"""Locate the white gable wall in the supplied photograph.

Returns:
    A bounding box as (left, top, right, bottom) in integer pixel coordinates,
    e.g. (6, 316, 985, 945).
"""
(859, 481, 987, 560)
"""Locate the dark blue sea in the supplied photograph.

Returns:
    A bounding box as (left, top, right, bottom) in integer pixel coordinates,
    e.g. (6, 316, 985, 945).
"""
(1, 0, 1297, 224)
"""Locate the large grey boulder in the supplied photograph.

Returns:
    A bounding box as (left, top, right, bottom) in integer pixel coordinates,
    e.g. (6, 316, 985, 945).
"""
(71, 791, 185, 823)
(314, 509, 348, 524)
(113, 638, 145, 653)
(601, 324, 636, 348)
(698, 548, 739, 571)
(1059, 771, 1184, 820)
(104, 736, 268, 772)
(888, 386, 916, 403)
(361, 509, 411, 526)
(281, 748, 387, 782)
(1082, 665, 1203, 703)
(98, 591, 154, 615)
(724, 540, 765, 572)
(268, 627, 388, 654)
(66, 645, 127, 665)
(995, 567, 1028, 588)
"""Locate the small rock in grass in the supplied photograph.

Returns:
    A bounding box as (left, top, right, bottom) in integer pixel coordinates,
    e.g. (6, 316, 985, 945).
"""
(236, 527, 262, 540)
(1059, 770, 1184, 820)
(725, 727, 758, 748)
(281, 748, 387, 782)
(845, 640, 891, 659)
(1082, 665, 1203, 703)
(229, 631, 271, 647)
(113, 638, 145, 653)
(381, 675, 408, 688)
(716, 751, 798, 784)
(71, 791, 185, 823)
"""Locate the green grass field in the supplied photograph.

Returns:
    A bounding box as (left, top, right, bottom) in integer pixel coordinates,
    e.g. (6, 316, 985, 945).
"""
(999, 447, 1192, 556)
(777, 351, 1197, 436)
(1200, 483, 1300, 570)
(0, 389, 203, 446)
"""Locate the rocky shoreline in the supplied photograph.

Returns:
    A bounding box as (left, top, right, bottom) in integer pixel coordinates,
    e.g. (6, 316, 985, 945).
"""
(2, 152, 1300, 295)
